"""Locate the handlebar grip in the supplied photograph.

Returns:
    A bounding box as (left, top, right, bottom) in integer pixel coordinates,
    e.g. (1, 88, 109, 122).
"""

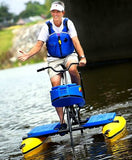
(37, 68, 45, 72)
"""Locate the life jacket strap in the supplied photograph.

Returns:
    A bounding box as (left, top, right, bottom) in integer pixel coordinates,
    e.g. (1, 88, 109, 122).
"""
(62, 18, 69, 32)
(46, 18, 69, 35)
(46, 21, 54, 34)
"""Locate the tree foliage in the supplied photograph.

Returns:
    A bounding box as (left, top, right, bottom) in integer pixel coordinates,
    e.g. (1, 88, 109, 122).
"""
(19, 1, 44, 18)
(0, 3, 14, 22)
(18, 0, 55, 19)
(0, 0, 56, 23)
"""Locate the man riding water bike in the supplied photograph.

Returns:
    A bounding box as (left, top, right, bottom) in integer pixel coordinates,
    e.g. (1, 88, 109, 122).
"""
(18, 1, 87, 131)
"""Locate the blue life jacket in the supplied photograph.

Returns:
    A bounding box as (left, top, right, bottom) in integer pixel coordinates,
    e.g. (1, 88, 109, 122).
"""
(46, 18, 74, 58)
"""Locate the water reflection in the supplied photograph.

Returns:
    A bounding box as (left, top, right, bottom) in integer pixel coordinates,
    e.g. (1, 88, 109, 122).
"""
(80, 62, 132, 109)
(106, 130, 132, 159)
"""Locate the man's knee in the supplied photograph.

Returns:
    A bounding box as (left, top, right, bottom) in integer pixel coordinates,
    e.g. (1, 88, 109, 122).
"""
(69, 67, 78, 76)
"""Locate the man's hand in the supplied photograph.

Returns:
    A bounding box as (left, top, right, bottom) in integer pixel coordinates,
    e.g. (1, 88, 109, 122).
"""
(17, 50, 30, 61)
(79, 57, 87, 67)
(17, 41, 44, 62)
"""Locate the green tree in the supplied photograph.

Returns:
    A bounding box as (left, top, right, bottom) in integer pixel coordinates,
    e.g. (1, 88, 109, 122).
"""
(19, 1, 44, 18)
(18, 0, 56, 19)
(0, 3, 14, 22)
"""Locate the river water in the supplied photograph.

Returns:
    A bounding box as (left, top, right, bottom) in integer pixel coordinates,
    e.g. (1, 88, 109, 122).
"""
(0, 62, 132, 160)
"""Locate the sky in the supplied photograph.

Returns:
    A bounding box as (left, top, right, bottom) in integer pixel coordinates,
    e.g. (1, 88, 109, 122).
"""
(0, 0, 45, 15)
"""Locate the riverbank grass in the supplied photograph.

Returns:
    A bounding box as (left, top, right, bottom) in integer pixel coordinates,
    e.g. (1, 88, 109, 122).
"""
(0, 26, 23, 69)
(0, 28, 13, 56)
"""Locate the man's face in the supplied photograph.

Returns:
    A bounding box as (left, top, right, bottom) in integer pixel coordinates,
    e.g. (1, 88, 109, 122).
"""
(51, 10, 64, 21)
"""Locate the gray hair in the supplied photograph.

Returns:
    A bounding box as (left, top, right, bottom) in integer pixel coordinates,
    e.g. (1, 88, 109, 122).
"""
(52, 1, 65, 10)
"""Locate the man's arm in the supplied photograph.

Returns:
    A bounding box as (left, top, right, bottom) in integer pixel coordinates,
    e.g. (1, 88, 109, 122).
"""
(72, 36, 87, 66)
(18, 40, 44, 61)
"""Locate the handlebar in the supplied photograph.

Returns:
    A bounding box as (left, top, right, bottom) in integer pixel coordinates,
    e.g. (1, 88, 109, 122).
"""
(37, 63, 79, 73)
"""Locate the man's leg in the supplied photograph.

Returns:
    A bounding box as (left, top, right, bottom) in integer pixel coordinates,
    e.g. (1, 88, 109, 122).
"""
(68, 63, 80, 85)
(50, 74, 65, 124)
(65, 53, 80, 85)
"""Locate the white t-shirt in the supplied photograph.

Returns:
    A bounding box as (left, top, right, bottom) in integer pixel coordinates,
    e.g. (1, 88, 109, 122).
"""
(37, 17, 77, 61)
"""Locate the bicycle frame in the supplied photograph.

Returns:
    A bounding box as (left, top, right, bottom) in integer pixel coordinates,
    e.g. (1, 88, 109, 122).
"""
(37, 63, 85, 146)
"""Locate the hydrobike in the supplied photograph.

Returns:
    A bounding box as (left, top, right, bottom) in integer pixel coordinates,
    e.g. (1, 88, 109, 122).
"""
(20, 63, 126, 158)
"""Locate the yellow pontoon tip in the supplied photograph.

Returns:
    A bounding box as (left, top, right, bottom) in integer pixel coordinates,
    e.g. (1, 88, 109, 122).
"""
(20, 137, 50, 158)
(102, 116, 126, 142)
